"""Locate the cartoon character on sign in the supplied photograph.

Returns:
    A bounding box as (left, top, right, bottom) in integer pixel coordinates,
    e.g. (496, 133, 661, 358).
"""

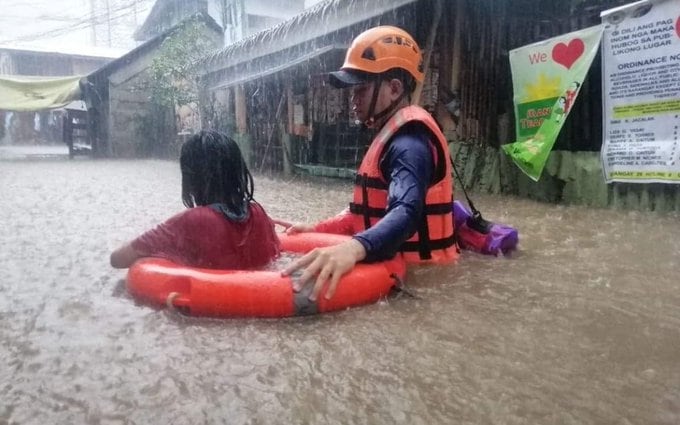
(564, 81, 581, 114)
(552, 81, 581, 123)
(553, 97, 567, 123)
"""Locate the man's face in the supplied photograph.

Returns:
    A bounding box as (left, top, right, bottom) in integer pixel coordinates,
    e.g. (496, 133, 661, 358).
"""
(350, 82, 376, 123)
(350, 80, 400, 125)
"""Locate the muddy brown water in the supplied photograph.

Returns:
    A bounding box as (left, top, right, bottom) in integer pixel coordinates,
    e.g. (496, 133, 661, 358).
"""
(1, 159, 679, 424)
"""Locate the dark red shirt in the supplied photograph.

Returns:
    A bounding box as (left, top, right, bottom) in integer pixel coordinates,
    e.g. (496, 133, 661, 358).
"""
(131, 203, 280, 270)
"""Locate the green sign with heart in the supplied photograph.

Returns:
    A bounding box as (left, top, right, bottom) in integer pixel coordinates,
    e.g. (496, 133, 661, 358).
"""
(503, 25, 604, 181)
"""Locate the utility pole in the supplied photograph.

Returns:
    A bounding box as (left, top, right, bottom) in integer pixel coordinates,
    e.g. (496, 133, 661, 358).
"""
(90, 0, 97, 45)
(238, 0, 247, 40)
(106, 0, 112, 47)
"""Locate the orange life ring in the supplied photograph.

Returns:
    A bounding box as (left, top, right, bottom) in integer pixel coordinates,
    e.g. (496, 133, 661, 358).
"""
(126, 232, 407, 318)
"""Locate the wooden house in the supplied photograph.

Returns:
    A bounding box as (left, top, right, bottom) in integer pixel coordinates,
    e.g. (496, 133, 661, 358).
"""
(196, 0, 680, 210)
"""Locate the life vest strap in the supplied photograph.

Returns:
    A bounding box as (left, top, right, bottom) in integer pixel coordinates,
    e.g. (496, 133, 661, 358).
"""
(349, 202, 452, 217)
(416, 210, 432, 260)
(360, 173, 371, 230)
(354, 174, 388, 190)
(400, 233, 456, 252)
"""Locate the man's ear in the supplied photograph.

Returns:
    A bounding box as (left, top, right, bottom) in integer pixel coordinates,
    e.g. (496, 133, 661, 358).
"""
(389, 78, 404, 99)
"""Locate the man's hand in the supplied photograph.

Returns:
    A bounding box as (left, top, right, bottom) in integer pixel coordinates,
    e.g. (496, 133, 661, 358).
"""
(281, 239, 366, 301)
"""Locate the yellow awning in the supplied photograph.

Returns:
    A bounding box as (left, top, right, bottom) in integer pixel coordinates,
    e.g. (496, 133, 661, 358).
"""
(0, 75, 83, 111)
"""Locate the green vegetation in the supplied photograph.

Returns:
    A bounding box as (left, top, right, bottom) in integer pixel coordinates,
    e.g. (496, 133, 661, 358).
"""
(149, 20, 214, 110)
(136, 19, 216, 156)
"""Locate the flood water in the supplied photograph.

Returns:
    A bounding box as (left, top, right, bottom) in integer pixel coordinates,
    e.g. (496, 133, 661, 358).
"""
(1, 158, 679, 424)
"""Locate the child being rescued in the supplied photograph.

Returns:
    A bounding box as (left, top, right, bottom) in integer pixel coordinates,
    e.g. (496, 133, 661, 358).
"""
(110, 130, 280, 270)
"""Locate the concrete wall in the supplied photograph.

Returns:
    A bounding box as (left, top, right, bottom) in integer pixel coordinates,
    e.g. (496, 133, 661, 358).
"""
(451, 142, 680, 212)
(245, 0, 305, 20)
(106, 21, 222, 157)
(218, 0, 305, 45)
(0, 52, 14, 74)
(108, 77, 155, 157)
(106, 45, 156, 157)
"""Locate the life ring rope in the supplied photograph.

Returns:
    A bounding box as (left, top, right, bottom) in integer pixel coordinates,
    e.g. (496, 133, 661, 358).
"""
(390, 273, 420, 300)
(166, 291, 180, 310)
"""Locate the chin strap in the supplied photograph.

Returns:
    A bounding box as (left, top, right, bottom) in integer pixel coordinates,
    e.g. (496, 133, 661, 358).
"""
(363, 79, 407, 128)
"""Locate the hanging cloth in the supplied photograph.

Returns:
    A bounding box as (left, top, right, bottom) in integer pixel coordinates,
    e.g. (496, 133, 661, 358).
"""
(0, 75, 83, 111)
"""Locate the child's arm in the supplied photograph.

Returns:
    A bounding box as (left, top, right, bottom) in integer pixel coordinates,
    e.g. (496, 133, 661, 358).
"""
(110, 242, 146, 268)
(110, 209, 189, 268)
(282, 208, 355, 236)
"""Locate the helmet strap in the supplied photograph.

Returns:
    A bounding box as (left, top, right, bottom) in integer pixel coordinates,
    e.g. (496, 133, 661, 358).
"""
(363, 78, 407, 128)
(363, 79, 382, 128)
(371, 91, 406, 124)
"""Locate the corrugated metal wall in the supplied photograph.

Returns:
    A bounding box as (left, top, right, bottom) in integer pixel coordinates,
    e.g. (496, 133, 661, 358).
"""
(450, 0, 633, 149)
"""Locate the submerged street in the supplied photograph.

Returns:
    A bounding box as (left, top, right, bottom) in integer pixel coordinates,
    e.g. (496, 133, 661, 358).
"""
(1, 157, 679, 424)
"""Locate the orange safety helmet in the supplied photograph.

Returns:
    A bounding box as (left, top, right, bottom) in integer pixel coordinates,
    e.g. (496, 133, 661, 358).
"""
(329, 26, 423, 88)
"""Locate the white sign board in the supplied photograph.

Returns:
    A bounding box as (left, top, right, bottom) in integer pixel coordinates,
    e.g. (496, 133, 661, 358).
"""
(601, 0, 680, 183)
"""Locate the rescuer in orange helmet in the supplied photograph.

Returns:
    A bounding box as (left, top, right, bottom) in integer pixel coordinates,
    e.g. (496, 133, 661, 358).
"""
(281, 26, 456, 303)
(329, 25, 424, 127)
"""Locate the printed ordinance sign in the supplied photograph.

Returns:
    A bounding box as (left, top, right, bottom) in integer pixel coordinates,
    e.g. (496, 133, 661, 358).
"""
(601, 0, 680, 183)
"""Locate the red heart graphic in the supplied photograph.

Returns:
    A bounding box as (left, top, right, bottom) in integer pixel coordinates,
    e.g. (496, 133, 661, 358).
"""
(676, 16, 680, 38)
(552, 38, 585, 69)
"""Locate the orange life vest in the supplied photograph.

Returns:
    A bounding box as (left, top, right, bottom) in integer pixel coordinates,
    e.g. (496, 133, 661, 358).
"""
(349, 105, 458, 264)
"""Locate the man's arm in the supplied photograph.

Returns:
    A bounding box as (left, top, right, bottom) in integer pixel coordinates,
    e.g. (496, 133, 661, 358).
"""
(281, 130, 433, 300)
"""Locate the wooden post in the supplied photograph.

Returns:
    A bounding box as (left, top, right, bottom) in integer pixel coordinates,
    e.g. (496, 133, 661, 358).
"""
(412, 0, 442, 106)
(450, 0, 464, 93)
(233, 85, 252, 167)
(287, 80, 294, 134)
(234, 85, 247, 134)
(283, 80, 294, 175)
(63, 113, 73, 159)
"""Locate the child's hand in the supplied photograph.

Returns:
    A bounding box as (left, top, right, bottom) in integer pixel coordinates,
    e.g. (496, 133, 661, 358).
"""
(272, 218, 293, 230)
(285, 223, 315, 235)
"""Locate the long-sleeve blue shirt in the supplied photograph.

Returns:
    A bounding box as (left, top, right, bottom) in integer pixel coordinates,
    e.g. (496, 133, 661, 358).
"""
(353, 124, 434, 262)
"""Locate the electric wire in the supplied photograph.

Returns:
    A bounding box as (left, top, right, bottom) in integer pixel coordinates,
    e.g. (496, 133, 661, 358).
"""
(0, 0, 152, 44)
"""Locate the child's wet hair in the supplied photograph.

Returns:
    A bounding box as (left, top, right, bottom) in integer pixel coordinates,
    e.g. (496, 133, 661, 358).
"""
(180, 130, 254, 217)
